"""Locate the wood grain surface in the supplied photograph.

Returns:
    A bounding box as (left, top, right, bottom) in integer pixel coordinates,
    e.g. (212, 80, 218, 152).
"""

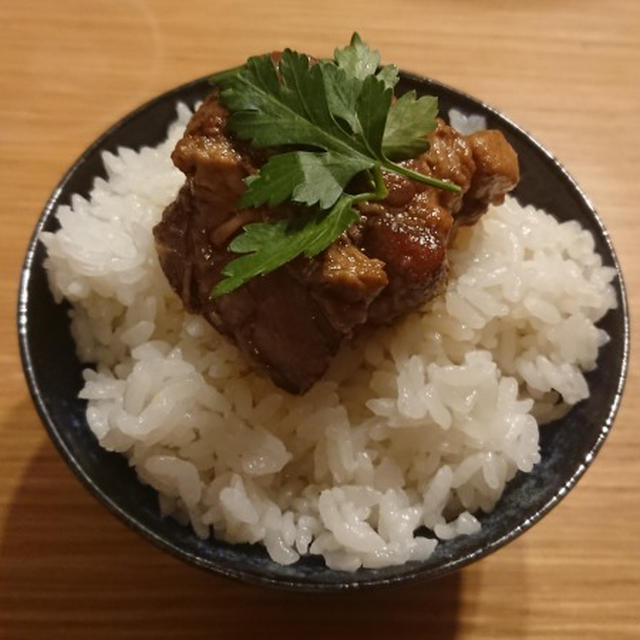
(1, 1, 638, 638)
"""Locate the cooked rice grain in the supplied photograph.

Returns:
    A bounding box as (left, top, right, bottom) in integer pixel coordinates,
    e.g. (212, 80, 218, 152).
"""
(41, 105, 617, 570)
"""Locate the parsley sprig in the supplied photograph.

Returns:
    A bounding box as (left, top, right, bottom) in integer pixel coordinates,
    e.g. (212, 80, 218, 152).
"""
(209, 33, 460, 297)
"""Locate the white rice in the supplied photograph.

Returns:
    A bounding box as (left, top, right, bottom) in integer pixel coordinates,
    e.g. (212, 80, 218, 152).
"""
(448, 108, 487, 135)
(41, 104, 617, 571)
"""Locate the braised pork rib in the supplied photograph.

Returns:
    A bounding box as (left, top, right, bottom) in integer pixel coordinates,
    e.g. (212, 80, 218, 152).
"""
(153, 93, 518, 393)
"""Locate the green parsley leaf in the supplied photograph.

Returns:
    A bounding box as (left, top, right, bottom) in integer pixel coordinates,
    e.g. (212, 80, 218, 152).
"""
(376, 64, 400, 90)
(332, 32, 398, 89)
(221, 51, 352, 151)
(356, 73, 392, 156)
(222, 48, 395, 211)
(321, 63, 365, 134)
(210, 33, 462, 298)
(383, 91, 439, 160)
(242, 151, 373, 209)
(334, 32, 380, 81)
(211, 196, 359, 297)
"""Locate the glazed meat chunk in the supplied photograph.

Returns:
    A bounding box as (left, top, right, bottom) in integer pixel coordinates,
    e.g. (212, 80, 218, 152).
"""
(153, 93, 519, 393)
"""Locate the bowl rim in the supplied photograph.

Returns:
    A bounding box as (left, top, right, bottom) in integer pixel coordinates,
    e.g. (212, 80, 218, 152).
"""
(17, 69, 631, 590)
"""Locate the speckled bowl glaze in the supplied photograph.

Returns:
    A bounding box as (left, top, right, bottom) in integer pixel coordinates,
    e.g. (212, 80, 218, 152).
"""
(18, 71, 629, 590)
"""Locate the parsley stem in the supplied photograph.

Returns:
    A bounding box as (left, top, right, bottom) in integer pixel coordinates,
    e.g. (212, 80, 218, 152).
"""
(384, 161, 462, 194)
(351, 166, 389, 206)
(365, 169, 377, 192)
(371, 165, 389, 200)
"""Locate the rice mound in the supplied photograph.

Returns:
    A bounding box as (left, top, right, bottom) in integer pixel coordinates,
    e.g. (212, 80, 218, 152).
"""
(41, 104, 617, 571)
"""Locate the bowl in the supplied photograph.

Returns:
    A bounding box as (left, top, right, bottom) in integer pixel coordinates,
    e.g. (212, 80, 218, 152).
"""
(18, 70, 630, 590)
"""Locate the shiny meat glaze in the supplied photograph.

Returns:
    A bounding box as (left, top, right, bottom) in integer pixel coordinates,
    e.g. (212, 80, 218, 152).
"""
(153, 93, 519, 393)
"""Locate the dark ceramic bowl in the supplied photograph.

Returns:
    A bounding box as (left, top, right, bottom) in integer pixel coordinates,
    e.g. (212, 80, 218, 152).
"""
(18, 70, 629, 590)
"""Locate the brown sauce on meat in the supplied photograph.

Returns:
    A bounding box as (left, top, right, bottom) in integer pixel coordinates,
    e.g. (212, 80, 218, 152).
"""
(153, 93, 519, 393)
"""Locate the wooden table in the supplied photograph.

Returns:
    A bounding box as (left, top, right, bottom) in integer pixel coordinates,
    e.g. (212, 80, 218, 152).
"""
(1, 1, 638, 637)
